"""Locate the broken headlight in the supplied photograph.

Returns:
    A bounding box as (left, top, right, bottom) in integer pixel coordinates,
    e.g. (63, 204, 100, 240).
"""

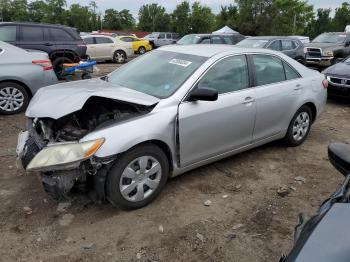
(27, 138, 105, 170)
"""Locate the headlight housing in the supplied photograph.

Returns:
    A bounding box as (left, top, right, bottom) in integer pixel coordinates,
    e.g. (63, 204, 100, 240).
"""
(27, 138, 104, 170)
(323, 50, 334, 57)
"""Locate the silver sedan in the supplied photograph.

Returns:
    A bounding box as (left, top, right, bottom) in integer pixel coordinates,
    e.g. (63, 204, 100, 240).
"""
(17, 45, 327, 209)
(0, 41, 58, 114)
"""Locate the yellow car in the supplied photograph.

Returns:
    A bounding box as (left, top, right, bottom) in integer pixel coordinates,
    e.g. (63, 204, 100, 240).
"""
(118, 36, 152, 55)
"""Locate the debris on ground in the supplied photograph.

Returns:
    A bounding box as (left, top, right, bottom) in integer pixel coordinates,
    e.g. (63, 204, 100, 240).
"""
(277, 185, 290, 197)
(158, 225, 164, 233)
(224, 232, 237, 241)
(23, 206, 32, 215)
(57, 202, 71, 213)
(196, 233, 204, 242)
(136, 252, 142, 260)
(294, 176, 307, 184)
(58, 213, 75, 226)
(222, 194, 229, 199)
(82, 243, 95, 250)
(232, 223, 244, 230)
(204, 200, 212, 206)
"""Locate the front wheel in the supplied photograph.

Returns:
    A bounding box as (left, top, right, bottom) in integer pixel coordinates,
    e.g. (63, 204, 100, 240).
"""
(0, 82, 30, 115)
(284, 106, 312, 147)
(106, 144, 169, 210)
(113, 50, 127, 64)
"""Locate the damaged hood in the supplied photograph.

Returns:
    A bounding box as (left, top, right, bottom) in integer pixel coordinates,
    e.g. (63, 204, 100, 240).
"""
(26, 78, 160, 119)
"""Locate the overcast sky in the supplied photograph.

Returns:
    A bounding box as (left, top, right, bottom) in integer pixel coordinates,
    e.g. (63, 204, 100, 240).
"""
(65, 0, 345, 16)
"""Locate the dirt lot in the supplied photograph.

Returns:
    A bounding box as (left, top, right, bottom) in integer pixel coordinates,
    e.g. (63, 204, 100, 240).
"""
(1, 62, 350, 262)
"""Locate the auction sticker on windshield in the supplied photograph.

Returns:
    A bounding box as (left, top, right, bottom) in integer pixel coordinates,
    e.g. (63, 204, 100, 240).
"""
(169, 59, 192, 67)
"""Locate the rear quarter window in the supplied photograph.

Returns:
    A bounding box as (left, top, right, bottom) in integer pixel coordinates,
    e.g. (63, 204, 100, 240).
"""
(50, 28, 74, 41)
(0, 26, 17, 42)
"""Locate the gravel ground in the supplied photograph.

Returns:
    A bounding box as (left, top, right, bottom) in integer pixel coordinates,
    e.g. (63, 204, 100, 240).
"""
(0, 62, 349, 262)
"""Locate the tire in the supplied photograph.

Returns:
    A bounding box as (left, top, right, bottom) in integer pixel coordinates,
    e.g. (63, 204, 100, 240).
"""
(0, 82, 30, 115)
(113, 50, 127, 64)
(106, 144, 169, 210)
(284, 105, 312, 147)
(52, 57, 73, 79)
(138, 46, 146, 55)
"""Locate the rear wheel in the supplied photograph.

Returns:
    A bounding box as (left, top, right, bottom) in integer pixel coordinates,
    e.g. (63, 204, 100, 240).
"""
(0, 82, 30, 115)
(284, 105, 312, 147)
(52, 57, 73, 79)
(113, 50, 127, 64)
(138, 46, 146, 55)
(106, 144, 169, 210)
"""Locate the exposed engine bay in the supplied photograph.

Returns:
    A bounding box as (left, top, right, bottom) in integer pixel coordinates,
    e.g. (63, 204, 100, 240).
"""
(22, 96, 154, 201)
(32, 96, 152, 143)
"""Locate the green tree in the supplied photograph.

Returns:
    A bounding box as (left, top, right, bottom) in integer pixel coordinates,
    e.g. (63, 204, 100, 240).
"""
(28, 0, 48, 23)
(190, 2, 215, 33)
(305, 8, 332, 39)
(8, 0, 29, 21)
(172, 1, 191, 35)
(44, 0, 67, 24)
(216, 4, 239, 30)
(332, 2, 350, 32)
(138, 4, 171, 32)
(119, 9, 135, 30)
(103, 8, 121, 29)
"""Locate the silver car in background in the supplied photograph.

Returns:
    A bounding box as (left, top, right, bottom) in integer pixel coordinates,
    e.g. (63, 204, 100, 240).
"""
(0, 41, 58, 114)
(17, 45, 327, 209)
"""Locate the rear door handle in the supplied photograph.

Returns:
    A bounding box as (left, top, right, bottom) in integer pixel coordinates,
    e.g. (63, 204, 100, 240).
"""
(242, 97, 255, 104)
(44, 43, 53, 46)
(294, 84, 302, 91)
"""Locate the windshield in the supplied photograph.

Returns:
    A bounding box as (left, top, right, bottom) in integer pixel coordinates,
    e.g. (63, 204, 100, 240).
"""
(177, 35, 201, 45)
(108, 50, 207, 98)
(236, 39, 269, 48)
(313, 33, 347, 44)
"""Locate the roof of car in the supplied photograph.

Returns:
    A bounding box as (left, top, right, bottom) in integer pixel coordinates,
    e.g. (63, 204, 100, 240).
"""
(0, 22, 76, 30)
(159, 44, 279, 58)
(246, 36, 296, 40)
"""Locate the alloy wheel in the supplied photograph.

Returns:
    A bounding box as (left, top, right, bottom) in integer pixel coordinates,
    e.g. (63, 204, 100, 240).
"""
(115, 52, 125, 63)
(139, 47, 146, 55)
(0, 87, 24, 112)
(292, 112, 310, 141)
(119, 156, 162, 202)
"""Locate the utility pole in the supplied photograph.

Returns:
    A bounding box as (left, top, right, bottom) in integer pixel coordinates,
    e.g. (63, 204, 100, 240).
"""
(293, 13, 296, 35)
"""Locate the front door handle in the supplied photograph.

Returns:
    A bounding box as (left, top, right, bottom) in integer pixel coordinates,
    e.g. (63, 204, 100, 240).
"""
(242, 97, 255, 104)
(44, 42, 53, 46)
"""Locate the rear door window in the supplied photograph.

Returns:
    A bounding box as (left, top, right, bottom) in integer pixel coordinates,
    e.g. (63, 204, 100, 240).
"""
(21, 26, 44, 41)
(211, 36, 223, 44)
(0, 26, 17, 42)
(158, 33, 165, 39)
(166, 33, 172, 39)
(84, 37, 94, 45)
(281, 40, 296, 51)
(252, 55, 286, 86)
(95, 37, 113, 44)
(50, 28, 74, 41)
(223, 36, 233, 44)
(268, 40, 281, 51)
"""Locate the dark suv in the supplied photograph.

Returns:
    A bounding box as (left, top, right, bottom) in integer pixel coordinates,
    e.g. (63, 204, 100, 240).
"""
(0, 22, 87, 76)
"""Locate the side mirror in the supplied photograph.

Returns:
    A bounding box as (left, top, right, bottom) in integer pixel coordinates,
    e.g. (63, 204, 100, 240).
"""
(345, 41, 350, 47)
(188, 87, 218, 102)
(328, 143, 350, 176)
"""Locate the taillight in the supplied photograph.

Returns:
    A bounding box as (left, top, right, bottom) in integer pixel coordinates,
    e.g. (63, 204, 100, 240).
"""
(32, 60, 53, 71)
(322, 79, 328, 89)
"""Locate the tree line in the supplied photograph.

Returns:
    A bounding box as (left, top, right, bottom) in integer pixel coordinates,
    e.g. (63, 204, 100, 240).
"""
(1, 0, 350, 38)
